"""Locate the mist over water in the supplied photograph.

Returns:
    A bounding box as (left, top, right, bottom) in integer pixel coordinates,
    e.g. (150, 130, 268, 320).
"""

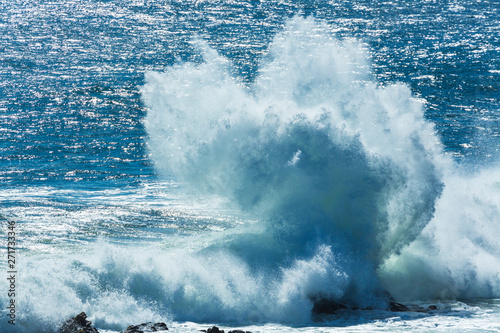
(141, 16, 500, 321)
(381, 167, 500, 301)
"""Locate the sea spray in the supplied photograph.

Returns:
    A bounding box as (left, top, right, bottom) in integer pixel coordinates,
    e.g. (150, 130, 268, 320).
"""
(2, 1, 500, 332)
(380, 167, 500, 301)
(142, 16, 447, 315)
(2, 14, 497, 333)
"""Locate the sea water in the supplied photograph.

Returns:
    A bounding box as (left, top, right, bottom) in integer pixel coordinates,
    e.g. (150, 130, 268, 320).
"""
(1, 1, 499, 332)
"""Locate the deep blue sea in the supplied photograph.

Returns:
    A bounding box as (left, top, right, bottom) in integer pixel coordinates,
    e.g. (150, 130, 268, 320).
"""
(1, 1, 500, 332)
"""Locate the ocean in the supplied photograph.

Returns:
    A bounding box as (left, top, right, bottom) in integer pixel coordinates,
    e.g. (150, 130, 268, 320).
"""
(1, 0, 500, 332)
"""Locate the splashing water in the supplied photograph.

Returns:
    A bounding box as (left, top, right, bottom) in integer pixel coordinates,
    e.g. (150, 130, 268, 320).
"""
(3, 16, 500, 333)
(142, 16, 493, 319)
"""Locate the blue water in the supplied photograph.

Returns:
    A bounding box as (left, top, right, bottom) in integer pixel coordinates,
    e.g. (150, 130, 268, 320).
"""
(1, 1, 500, 332)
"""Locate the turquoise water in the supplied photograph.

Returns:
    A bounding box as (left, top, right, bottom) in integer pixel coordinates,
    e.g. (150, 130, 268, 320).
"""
(1, 1, 499, 332)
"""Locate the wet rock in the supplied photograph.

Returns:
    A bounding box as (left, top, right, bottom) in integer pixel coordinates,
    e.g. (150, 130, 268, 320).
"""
(208, 327, 224, 333)
(58, 312, 99, 333)
(312, 297, 348, 314)
(389, 302, 410, 312)
(428, 305, 438, 310)
(389, 302, 430, 313)
(200, 327, 252, 333)
(200, 327, 224, 333)
(122, 322, 168, 332)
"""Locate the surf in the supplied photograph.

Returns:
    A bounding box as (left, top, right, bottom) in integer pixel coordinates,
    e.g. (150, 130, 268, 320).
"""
(2, 15, 500, 333)
(143, 16, 500, 315)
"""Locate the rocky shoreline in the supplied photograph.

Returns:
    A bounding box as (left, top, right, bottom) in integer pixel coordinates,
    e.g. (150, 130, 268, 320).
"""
(59, 301, 438, 333)
(57, 312, 250, 333)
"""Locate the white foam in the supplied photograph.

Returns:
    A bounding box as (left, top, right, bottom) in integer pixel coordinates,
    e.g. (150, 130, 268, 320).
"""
(142, 15, 450, 313)
(2, 16, 500, 332)
(380, 166, 500, 300)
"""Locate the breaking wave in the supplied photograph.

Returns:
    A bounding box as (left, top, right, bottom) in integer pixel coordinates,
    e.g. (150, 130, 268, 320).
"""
(3, 17, 500, 332)
(143, 17, 500, 317)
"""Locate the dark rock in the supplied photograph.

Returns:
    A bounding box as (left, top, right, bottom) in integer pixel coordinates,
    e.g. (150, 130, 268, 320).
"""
(203, 327, 224, 333)
(58, 312, 99, 333)
(228, 330, 252, 333)
(389, 302, 430, 313)
(407, 304, 430, 313)
(122, 322, 168, 333)
(389, 302, 410, 312)
(312, 297, 348, 314)
(428, 305, 438, 310)
(207, 327, 224, 333)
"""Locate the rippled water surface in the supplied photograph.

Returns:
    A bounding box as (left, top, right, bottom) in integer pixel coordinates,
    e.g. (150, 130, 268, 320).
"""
(1, 0, 499, 187)
(1, 1, 499, 332)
